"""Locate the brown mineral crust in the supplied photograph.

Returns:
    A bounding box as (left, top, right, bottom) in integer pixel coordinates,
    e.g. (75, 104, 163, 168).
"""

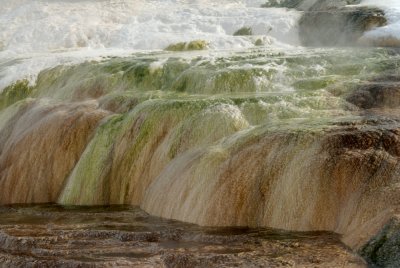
(0, 101, 109, 204)
(347, 82, 400, 109)
(0, 100, 36, 154)
(319, 124, 400, 248)
(359, 36, 400, 47)
(141, 118, 400, 255)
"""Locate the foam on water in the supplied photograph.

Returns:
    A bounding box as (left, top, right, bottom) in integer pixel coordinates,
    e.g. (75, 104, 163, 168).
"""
(2, 0, 400, 90)
(0, 0, 301, 90)
(0, 0, 301, 52)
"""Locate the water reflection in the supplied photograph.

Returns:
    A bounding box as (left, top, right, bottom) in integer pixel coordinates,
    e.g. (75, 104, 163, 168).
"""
(0, 204, 365, 267)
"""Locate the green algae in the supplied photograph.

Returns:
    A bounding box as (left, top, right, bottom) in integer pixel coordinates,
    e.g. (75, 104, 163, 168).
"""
(83, 98, 248, 205)
(1, 46, 399, 258)
(292, 77, 337, 91)
(255, 39, 264, 46)
(165, 40, 209, 51)
(3, 46, 395, 218)
(212, 69, 262, 94)
(0, 47, 394, 130)
(168, 103, 249, 159)
(107, 99, 231, 204)
(34, 63, 126, 100)
(5, 47, 390, 130)
(59, 91, 345, 206)
(0, 80, 34, 110)
(233, 27, 253, 36)
(11, 47, 395, 105)
(59, 115, 125, 205)
(261, 0, 303, 9)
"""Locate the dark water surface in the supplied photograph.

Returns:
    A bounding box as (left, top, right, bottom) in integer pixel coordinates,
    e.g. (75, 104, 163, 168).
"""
(0, 204, 365, 267)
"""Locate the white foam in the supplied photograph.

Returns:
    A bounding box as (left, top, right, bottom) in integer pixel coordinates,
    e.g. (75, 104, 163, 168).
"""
(0, 0, 302, 89)
(0, 0, 301, 53)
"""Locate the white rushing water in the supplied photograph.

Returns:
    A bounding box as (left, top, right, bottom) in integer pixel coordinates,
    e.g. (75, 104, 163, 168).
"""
(0, 0, 301, 89)
(1, 0, 400, 90)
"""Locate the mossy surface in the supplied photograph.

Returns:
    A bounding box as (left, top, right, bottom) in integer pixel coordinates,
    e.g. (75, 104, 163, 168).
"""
(255, 39, 264, 46)
(0, 80, 34, 110)
(233, 27, 253, 36)
(261, 0, 302, 9)
(292, 77, 337, 91)
(59, 115, 125, 205)
(1, 47, 396, 128)
(360, 218, 400, 268)
(165, 40, 209, 51)
(8, 47, 394, 104)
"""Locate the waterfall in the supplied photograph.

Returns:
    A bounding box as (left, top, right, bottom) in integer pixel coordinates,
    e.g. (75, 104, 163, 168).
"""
(0, 0, 400, 266)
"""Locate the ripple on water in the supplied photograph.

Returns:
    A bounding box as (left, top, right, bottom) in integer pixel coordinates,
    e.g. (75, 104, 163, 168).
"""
(0, 204, 366, 267)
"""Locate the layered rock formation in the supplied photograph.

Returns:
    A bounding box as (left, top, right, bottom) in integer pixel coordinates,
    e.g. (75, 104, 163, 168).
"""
(0, 48, 399, 266)
(0, 100, 109, 204)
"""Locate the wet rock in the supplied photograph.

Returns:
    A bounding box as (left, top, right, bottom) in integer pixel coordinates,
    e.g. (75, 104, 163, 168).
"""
(0, 79, 34, 110)
(261, 0, 303, 9)
(360, 36, 400, 48)
(254, 39, 264, 46)
(347, 83, 400, 109)
(263, 0, 386, 46)
(162, 253, 198, 268)
(346, 79, 400, 109)
(165, 40, 209, 51)
(360, 216, 400, 268)
(233, 27, 253, 36)
(0, 101, 109, 204)
(299, 6, 386, 46)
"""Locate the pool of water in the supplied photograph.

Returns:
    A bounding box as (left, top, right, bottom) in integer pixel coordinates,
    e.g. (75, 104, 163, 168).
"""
(0, 204, 366, 267)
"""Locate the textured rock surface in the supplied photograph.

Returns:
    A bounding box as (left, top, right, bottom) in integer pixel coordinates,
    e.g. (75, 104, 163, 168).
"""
(0, 48, 399, 266)
(299, 7, 386, 46)
(0, 100, 109, 203)
(360, 216, 400, 268)
(347, 82, 400, 109)
(0, 205, 366, 268)
(262, 0, 387, 46)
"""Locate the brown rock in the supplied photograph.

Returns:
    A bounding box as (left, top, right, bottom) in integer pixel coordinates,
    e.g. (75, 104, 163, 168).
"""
(0, 100, 109, 204)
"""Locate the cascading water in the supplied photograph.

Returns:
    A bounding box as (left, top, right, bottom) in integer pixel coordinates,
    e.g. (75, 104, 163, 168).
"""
(0, 0, 400, 267)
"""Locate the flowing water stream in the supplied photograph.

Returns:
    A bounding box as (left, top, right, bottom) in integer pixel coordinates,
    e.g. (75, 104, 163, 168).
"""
(1, 0, 400, 267)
